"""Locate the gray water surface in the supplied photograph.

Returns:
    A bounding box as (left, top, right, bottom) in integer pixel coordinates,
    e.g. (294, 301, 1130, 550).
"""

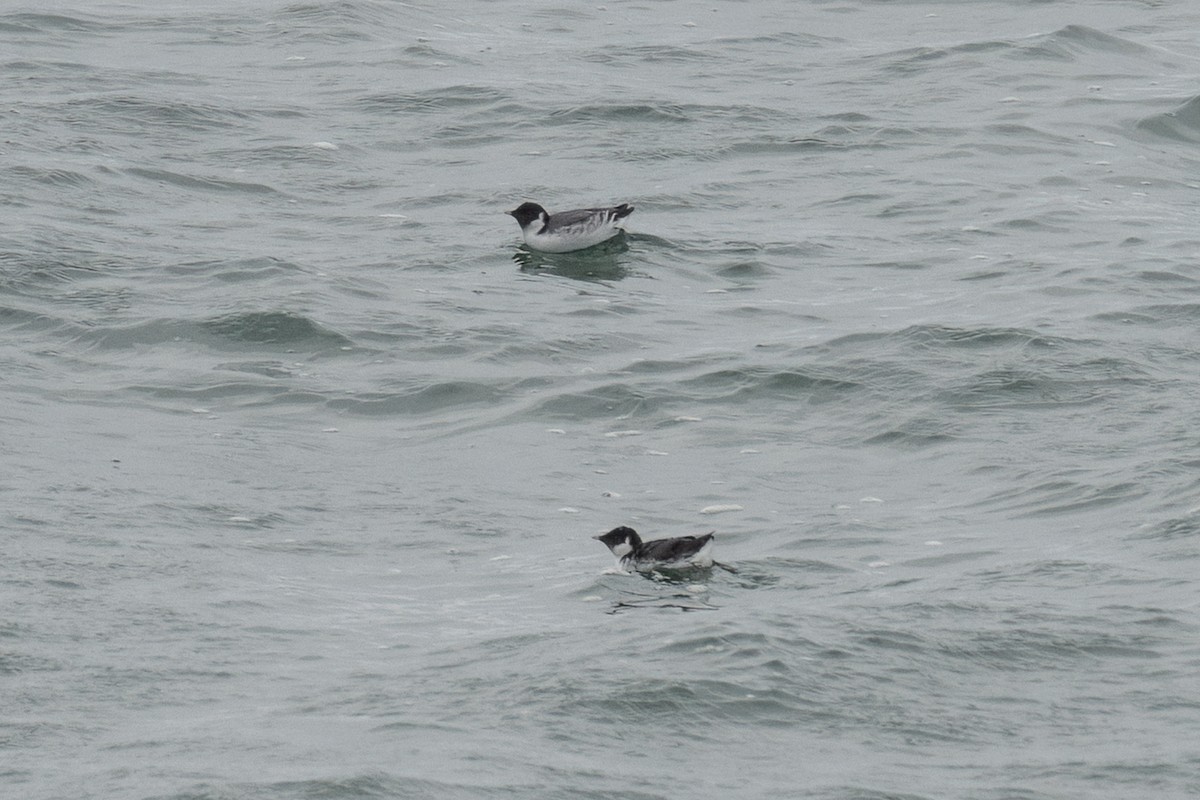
(4, 2, 1200, 798)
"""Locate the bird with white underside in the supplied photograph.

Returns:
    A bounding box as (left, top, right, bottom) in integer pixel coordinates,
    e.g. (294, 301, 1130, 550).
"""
(507, 201, 633, 253)
(593, 525, 738, 573)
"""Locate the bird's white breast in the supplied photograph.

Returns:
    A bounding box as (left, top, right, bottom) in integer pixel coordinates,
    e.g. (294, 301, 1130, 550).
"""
(688, 538, 715, 567)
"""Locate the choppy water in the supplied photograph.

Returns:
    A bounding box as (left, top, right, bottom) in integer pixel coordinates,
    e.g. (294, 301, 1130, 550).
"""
(5, 1, 1200, 798)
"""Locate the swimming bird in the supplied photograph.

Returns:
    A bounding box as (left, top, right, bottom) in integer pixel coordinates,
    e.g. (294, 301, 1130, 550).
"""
(507, 201, 634, 253)
(594, 525, 736, 573)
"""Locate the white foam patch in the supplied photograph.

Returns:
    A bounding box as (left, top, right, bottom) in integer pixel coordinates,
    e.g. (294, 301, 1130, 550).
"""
(700, 504, 743, 515)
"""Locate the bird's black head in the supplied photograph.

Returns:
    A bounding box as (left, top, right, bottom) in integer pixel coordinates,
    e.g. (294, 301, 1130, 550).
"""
(593, 525, 643, 555)
(507, 201, 547, 228)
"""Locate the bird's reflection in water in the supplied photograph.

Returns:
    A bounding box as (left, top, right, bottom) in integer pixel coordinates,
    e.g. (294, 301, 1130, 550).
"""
(512, 233, 631, 282)
(604, 580, 720, 614)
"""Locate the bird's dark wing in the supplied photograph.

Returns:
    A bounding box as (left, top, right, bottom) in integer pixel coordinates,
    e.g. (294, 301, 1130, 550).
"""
(544, 205, 633, 234)
(543, 208, 604, 233)
(638, 533, 714, 561)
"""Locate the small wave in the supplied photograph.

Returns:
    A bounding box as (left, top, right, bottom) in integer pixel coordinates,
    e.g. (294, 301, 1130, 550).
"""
(547, 102, 692, 124)
(532, 364, 860, 422)
(558, 675, 805, 729)
(273, 0, 402, 42)
(850, 603, 1166, 678)
(397, 42, 481, 66)
(531, 382, 658, 420)
(971, 477, 1147, 518)
(1130, 514, 1200, 542)
(880, 39, 1012, 74)
(1132, 269, 1200, 286)
(821, 324, 1064, 353)
(1136, 95, 1200, 144)
(125, 167, 282, 196)
(158, 773, 487, 800)
(951, 624, 1164, 670)
(77, 312, 350, 354)
(862, 423, 959, 449)
(327, 381, 509, 416)
(947, 366, 1107, 411)
(0, 12, 104, 33)
(127, 380, 306, 407)
(680, 367, 860, 404)
(167, 256, 306, 284)
(202, 311, 351, 346)
(206, 143, 346, 167)
(65, 94, 250, 132)
(711, 31, 836, 50)
(0, 246, 114, 295)
(353, 85, 506, 114)
(5, 165, 94, 187)
(875, 24, 1176, 81)
(579, 43, 711, 64)
(1101, 302, 1200, 326)
(0, 304, 72, 336)
(1020, 24, 1172, 62)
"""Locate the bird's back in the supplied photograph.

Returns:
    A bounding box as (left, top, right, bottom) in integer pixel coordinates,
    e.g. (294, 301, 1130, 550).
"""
(544, 204, 633, 234)
(637, 532, 715, 564)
